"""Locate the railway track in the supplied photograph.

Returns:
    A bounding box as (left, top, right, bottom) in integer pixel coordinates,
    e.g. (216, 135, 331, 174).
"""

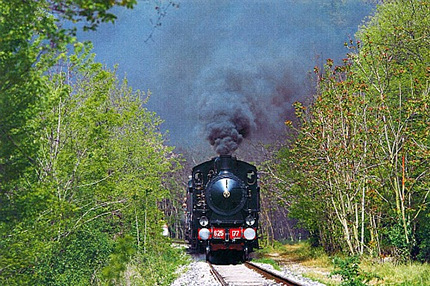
(208, 261, 303, 286)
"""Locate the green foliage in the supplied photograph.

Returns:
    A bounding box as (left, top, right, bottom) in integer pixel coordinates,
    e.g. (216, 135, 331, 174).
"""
(47, 0, 137, 32)
(0, 43, 180, 284)
(0, 0, 137, 188)
(102, 235, 136, 285)
(367, 259, 430, 285)
(34, 227, 113, 286)
(0, 0, 137, 225)
(415, 212, 430, 262)
(253, 258, 282, 271)
(135, 246, 189, 285)
(290, 241, 328, 261)
(275, 0, 430, 260)
(384, 220, 411, 262)
(330, 256, 380, 286)
(1, 1, 184, 284)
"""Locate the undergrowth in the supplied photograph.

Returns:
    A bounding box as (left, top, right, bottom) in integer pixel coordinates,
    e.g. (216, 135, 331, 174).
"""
(252, 257, 282, 271)
(106, 242, 190, 286)
(258, 240, 430, 286)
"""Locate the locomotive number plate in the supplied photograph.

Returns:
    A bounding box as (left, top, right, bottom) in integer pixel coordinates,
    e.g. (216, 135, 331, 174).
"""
(212, 228, 225, 239)
(229, 228, 242, 240)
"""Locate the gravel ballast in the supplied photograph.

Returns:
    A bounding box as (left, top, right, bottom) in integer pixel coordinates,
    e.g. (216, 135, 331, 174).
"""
(171, 254, 327, 286)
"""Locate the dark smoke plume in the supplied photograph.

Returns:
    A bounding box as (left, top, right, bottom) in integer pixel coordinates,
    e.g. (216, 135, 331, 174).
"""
(196, 63, 298, 155)
(78, 1, 374, 158)
(202, 92, 254, 155)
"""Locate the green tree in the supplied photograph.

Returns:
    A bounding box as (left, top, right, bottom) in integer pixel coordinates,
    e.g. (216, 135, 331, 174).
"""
(1, 44, 182, 284)
(1, 1, 188, 284)
(277, 0, 429, 260)
(352, 0, 430, 258)
(0, 0, 137, 186)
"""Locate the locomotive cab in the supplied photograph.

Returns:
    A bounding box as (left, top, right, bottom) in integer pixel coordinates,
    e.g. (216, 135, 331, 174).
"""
(186, 155, 260, 261)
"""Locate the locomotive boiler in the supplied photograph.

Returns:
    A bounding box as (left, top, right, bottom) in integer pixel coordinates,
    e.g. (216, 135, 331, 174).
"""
(185, 155, 260, 261)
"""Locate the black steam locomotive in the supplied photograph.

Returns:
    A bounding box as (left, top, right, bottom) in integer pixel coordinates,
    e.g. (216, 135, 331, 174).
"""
(185, 155, 260, 261)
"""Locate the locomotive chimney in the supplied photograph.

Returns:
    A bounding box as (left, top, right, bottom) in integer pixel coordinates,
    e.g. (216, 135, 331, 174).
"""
(215, 155, 235, 172)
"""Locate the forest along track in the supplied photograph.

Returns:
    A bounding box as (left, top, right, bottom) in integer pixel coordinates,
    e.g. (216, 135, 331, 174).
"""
(208, 261, 303, 286)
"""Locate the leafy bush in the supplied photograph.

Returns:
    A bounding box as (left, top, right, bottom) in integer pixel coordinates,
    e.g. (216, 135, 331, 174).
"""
(118, 244, 190, 286)
(35, 228, 113, 286)
(101, 235, 136, 285)
(330, 255, 380, 286)
(415, 213, 430, 262)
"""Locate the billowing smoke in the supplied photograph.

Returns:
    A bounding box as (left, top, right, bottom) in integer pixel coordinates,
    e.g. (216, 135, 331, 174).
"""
(195, 62, 300, 154)
(79, 0, 374, 157)
(202, 92, 254, 155)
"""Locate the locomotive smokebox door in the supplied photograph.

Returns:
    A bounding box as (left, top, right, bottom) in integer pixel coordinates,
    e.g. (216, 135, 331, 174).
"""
(206, 175, 246, 216)
(186, 155, 260, 260)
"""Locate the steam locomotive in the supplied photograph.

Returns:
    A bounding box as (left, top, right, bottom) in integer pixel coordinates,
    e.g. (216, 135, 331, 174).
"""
(185, 155, 260, 261)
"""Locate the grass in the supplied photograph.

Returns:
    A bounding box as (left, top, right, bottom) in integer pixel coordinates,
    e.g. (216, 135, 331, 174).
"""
(363, 259, 430, 285)
(252, 257, 282, 271)
(256, 241, 430, 286)
(123, 242, 191, 285)
(255, 240, 336, 285)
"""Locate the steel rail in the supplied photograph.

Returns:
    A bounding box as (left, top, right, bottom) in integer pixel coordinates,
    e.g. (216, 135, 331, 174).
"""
(244, 261, 303, 286)
(207, 262, 229, 286)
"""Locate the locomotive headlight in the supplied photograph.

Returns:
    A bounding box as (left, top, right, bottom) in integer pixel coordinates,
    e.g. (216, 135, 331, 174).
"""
(199, 216, 209, 227)
(243, 228, 256, 240)
(198, 228, 210, 240)
(245, 215, 255, 226)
